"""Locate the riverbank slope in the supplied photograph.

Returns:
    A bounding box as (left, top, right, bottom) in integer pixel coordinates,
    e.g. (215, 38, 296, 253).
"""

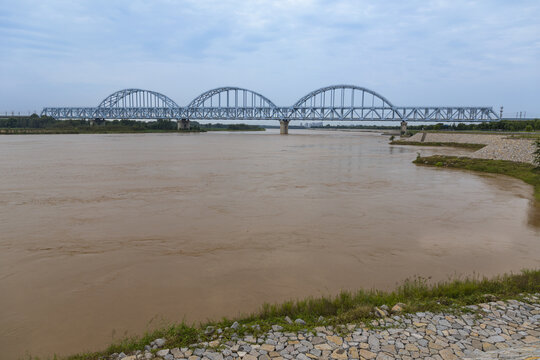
(398, 132, 536, 164)
(60, 271, 539, 360)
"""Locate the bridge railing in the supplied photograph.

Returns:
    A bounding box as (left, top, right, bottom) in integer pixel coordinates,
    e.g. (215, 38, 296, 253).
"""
(41, 106, 500, 122)
(184, 107, 284, 120)
(288, 107, 402, 121)
(395, 107, 499, 122)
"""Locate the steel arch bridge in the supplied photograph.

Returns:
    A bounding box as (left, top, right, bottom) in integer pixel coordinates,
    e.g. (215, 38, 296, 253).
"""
(41, 85, 499, 122)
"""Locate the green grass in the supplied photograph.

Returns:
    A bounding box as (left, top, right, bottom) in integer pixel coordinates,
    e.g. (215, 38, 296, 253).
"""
(390, 140, 485, 149)
(507, 133, 540, 140)
(414, 155, 540, 201)
(40, 270, 540, 360)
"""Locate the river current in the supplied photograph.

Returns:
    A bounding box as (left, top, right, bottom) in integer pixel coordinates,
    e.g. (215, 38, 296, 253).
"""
(0, 130, 538, 359)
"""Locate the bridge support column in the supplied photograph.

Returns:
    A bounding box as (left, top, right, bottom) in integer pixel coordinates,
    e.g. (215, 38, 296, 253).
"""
(280, 119, 290, 135)
(400, 121, 408, 136)
(178, 118, 190, 130)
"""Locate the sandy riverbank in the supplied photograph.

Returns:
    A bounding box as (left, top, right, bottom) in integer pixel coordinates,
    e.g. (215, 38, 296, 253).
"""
(402, 133, 536, 164)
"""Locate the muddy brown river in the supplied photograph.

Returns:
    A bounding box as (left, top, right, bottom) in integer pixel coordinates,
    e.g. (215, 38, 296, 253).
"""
(0, 130, 539, 359)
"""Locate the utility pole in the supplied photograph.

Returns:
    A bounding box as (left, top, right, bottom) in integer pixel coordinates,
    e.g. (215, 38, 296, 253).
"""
(499, 106, 503, 119)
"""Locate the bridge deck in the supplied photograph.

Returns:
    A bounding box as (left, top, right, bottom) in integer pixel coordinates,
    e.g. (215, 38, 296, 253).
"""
(41, 106, 499, 122)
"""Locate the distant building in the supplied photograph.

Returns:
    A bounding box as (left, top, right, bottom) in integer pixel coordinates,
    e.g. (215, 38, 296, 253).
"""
(301, 121, 323, 128)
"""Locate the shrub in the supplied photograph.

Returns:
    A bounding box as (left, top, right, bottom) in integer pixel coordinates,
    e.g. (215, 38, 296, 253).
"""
(525, 125, 534, 132)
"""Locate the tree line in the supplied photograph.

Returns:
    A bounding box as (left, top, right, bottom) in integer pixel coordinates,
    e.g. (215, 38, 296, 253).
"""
(0, 115, 266, 132)
(407, 119, 540, 132)
(2, 115, 536, 132)
(0, 115, 198, 131)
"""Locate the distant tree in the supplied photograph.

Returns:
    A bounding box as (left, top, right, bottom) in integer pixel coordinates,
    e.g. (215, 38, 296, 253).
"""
(525, 125, 533, 132)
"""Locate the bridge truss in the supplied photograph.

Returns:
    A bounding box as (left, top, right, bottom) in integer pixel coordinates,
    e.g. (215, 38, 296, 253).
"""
(42, 85, 500, 122)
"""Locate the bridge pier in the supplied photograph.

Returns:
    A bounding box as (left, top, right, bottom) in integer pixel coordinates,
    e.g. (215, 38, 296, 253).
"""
(280, 119, 290, 135)
(178, 118, 190, 130)
(400, 121, 408, 136)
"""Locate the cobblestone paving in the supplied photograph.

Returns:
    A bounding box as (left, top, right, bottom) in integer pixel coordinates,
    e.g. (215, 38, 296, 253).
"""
(109, 297, 539, 360)
(403, 133, 535, 164)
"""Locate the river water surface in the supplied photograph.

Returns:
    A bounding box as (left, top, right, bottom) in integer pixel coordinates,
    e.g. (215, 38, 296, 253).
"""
(1, 130, 539, 359)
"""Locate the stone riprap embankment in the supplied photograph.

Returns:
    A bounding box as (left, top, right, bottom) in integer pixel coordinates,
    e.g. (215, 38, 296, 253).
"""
(403, 133, 536, 164)
(109, 297, 539, 360)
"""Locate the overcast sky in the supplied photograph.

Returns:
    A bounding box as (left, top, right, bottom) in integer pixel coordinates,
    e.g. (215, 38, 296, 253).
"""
(1, 0, 539, 117)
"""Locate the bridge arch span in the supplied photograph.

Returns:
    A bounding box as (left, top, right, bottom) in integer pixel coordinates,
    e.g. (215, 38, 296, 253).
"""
(293, 85, 395, 109)
(289, 85, 399, 122)
(187, 87, 277, 108)
(98, 89, 180, 109)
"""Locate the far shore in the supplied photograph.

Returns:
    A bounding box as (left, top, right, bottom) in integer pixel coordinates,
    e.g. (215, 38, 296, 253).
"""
(389, 131, 540, 202)
(394, 131, 537, 164)
(0, 128, 265, 135)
